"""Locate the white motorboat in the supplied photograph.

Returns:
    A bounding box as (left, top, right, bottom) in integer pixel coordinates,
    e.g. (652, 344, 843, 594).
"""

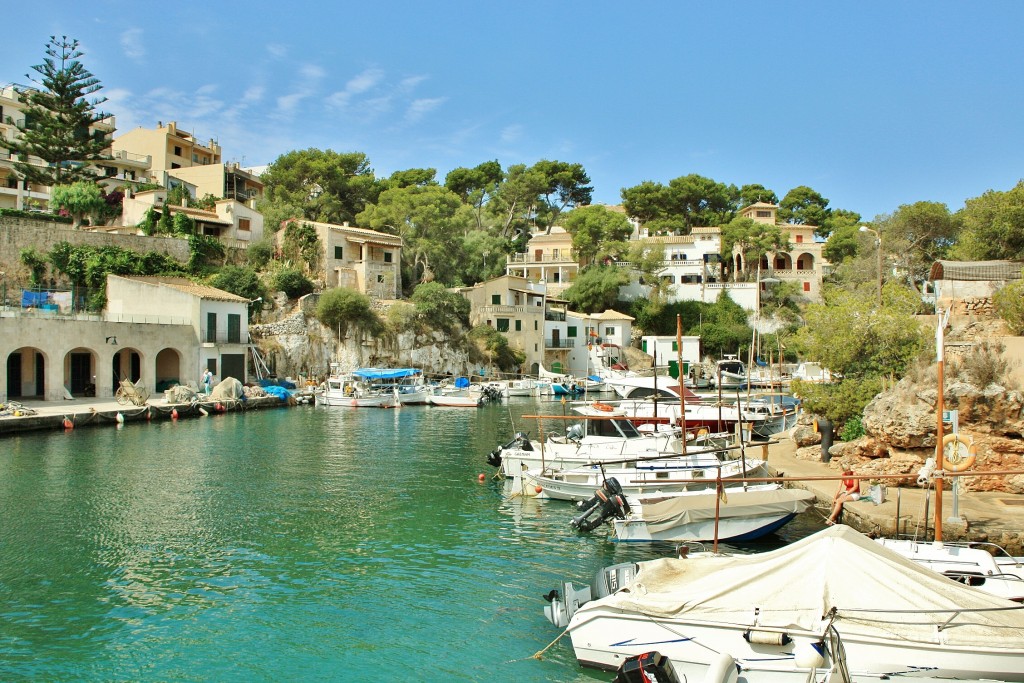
(505, 378, 537, 396)
(428, 387, 483, 407)
(487, 414, 685, 482)
(544, 525, 1024, 681)
(876, 537, 1024, 602)
(611, 486, 815, 542)
(714, 355, 747, 391)
(517, 454, 768, 504)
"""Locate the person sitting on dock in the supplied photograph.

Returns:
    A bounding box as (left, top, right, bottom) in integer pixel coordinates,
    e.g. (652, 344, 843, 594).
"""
(827, 468, 860, 525)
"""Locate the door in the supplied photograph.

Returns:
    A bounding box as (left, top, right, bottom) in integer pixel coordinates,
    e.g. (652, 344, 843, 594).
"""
(70, 353, 91, 395)
(221, 354, 245, 383)
(6, 352, 22, 398)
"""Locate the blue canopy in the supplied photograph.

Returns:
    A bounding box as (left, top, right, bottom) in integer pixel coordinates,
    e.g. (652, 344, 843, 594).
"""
(352, 368, 421, 380)
(454, 377, 470, 388)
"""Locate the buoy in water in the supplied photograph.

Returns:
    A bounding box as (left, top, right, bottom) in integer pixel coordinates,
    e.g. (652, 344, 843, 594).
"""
(535, 486, 543, 494)
(215, 402, 224, 412)
(171, 408, 179, 420)
(478, 473, 486, 482)
(146, 408, 152, 421)
(62, 417, 73, 430)
(116, 412, 124, 424)
(199, 407, 209, 416)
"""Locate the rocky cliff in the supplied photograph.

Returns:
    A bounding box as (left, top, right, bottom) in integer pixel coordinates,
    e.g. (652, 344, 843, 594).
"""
(249, 294, 484, 381)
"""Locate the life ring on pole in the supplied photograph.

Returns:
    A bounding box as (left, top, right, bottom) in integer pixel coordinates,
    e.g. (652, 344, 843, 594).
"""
(592, 401, 615, 412)
(942, 433, 977, 472)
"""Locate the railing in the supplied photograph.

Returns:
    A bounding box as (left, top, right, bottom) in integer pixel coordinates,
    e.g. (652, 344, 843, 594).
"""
(545, 338, 576, 349)
(112, 149, 151, 164)
(200, 329, 249, 345)
(507, 253, 577, 264)
(544, 311, 566, 321)
(479, 305, 532, 315)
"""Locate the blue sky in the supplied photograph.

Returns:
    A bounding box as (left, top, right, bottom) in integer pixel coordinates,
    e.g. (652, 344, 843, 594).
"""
(5, 2, 1024, 221)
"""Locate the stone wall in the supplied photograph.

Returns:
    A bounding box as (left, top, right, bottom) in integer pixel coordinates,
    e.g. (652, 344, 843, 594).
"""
(0, 217, 190, 284)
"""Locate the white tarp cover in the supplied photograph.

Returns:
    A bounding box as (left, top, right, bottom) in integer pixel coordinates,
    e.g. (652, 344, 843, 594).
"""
(210, 377, 244, 401)
(586, 525, 1024, 648)
(640, 488, 816, 533)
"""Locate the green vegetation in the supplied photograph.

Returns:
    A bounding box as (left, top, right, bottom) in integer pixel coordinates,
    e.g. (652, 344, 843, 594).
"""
(993, 274, 1024, 335)
(410, 282, 470, 334)
(0, 36, 110, 187)
(20, 247, 48, 285)
(50, 181, 105, 228)
(562, 266, 630, 314)
(272, 268, 314, 299)
(212, 266, 266, 309)
(468, 324, 526, 372)
(316, 287, 382, 338)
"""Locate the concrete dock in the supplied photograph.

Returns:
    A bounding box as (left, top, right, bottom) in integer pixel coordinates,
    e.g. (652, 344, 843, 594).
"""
(763, 434, 1024, 554)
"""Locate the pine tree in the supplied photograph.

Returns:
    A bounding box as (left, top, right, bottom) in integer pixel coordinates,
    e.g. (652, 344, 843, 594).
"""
(1, 36, 110, 187)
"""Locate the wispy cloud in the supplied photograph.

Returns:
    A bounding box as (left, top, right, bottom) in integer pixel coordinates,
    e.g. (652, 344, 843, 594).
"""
(120, 28, 145, 61)
(405, 97, 446, 123)
(266, 43, 288, 59)
(327, 68, 385, 110)
(500, 124, 524, 144)
(275, 63, 326, 118)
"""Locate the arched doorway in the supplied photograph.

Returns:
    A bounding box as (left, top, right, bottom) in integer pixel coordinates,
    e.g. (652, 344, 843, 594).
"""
(155, 348, 183, 392)
(797, 252, 816, 271)
(111, 347, 143, 395)
(6, 348, 46, 399)
(773, 253, 793, 271)
(64, 348, 97, 397)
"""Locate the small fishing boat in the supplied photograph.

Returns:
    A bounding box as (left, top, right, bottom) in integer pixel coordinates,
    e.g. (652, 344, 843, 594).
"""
(610, 485, 815, 542)
(428, 379, 484, 407)
(317, 370, 396, 408)
(543, 525, 1024, 681)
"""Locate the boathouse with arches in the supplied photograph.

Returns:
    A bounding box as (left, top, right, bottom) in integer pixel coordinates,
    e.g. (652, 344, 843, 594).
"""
(2, 275, 252, 402)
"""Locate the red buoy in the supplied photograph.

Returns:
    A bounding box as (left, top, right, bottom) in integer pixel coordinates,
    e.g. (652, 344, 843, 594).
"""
(171, 408, 179, 420)
(478, 473, 486, 482)
(535, 486, 543, 494)
(62, 417, 73, 430)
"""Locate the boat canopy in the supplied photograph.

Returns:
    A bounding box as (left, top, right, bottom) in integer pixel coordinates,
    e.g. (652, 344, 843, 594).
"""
(584, 525, 1024, 648)
(639, 489, 814, 532)
(352, 368, 421, 380)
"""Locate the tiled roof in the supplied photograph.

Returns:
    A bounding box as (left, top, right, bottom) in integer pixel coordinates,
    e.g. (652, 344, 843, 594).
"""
(285, 219, 402, 245)
(117, 276, 250, 302)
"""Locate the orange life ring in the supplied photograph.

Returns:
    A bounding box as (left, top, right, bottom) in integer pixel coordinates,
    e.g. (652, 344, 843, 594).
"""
(592, 401, 615, 412)
(941, 433, 977, 472)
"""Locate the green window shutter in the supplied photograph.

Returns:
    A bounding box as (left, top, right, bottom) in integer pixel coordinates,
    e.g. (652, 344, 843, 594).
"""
(515, 319, 522, 331)
(497, 318, 510, 332)
(567, 326, 577, 338)
(491, 294, 501, 305)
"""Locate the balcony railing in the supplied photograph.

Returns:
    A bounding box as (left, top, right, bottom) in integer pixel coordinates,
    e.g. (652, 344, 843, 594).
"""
(545, 338, 576, 349)
(508, 253, 577, 264)
(200, 329, 249, 345)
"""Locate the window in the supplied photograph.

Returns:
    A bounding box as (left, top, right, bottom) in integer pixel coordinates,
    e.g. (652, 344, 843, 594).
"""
(208, 358, 217, 374)
(642, 340, 648, 353)
(567, 326, 577, 338)
(803, 281, 811, 292)
(171, 163, 181, 169)
(756, 210, 771, 218)
(206, 312, 217, 343)
(515, 319, 522, 331)
(534, 320, 538, 330)
(192, 153, 199, 163)
(227, 314, 241, 344)
(334, 246, 343, 259)
(491, 294, 501, 305)
(173, 145, 182, 156)
(238, 218, 251, 232)
(605, 326, 616, 336)
(384, 252, 393, 263)
(796, 234, 804, 243)
(497, 318, 510, 332)
(672, 341, 678, 351)
(377, 274, 385, 283)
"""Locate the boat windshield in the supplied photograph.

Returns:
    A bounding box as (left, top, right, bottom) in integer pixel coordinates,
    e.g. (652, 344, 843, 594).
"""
(587, 418, 642, 439)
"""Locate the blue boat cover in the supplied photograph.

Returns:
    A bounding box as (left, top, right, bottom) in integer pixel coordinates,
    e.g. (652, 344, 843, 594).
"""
(454, 377, 470, 388)
(588, 375, 602, 382)
(755, 357, 769, 367)
(263, 385, 292, 401)
(352, 368, 421, 380)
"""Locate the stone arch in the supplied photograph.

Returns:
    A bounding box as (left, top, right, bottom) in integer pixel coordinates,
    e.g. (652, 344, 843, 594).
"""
(155, 348, 183, 391)
(773, 253, 793, 270)
(734, 253, 744, 275)
(6, 347, 47, 399)
(796, 252, 816, 271)
(64, 347, 97, 397)
(110, 347, 144, 395)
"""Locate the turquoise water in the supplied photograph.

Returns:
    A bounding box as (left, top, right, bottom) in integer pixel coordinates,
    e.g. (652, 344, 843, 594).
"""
(0, 399, 824, 681)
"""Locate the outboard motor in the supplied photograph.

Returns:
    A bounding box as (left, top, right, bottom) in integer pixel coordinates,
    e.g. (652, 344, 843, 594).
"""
(486, 432, 531, 467)
(571, 478, 631, 532)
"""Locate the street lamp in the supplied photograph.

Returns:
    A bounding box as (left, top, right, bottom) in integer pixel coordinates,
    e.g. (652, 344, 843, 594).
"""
(859, 226, 882, 307)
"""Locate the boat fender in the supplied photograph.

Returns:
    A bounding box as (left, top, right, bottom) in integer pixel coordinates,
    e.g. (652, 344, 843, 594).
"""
(593, 401, 614, 412)
(702, 652, 739, 683)
(941, 433, 977, 472)
(743, 629, 791, 646)
(793, 641, 826, 669)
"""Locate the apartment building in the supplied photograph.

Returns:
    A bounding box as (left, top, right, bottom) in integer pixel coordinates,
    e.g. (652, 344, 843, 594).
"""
(505, 227, 579, 297)
(459, 275, 548, 373)
(735, 202, 826, 301)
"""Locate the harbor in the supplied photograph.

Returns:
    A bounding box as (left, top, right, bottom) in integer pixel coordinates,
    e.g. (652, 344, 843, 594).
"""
(2, 393, 1023, 681)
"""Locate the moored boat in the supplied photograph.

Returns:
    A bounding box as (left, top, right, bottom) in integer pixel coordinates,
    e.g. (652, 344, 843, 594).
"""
(544, 525, 1024, 681)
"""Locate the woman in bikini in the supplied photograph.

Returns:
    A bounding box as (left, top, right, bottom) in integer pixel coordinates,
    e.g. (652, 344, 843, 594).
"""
(827, 469, 860, 525)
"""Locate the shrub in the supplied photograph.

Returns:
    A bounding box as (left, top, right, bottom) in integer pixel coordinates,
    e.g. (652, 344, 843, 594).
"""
(993, 277, 1024, 335)
(839, 415, 865, 442)
(949, 340, 1013, 389)
(172, 211, 196, 236)
(316, 287, 382, 337)
(385, 301, 419, 333)
(468, 324, 526, 372)
(246, 239, 274, 270)
(212, 265, 266, 304)
(273, 268, 314, 299)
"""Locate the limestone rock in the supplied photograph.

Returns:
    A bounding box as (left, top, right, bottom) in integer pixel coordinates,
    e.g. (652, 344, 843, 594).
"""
(792, 424, 821, 448)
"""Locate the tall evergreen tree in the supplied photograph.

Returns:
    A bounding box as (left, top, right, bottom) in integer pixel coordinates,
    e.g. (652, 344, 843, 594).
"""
(1, 36, 110, 187)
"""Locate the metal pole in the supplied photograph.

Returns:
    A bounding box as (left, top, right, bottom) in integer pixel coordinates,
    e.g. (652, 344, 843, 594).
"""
(676, 314, 686, 455)
(876, 235, 883, 307)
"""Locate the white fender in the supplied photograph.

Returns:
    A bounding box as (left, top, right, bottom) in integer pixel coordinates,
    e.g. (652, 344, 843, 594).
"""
(703, 652, 738, 683)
